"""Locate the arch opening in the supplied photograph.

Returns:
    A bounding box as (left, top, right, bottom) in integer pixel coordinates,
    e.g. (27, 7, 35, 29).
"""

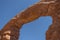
(19, 16, 52, 40)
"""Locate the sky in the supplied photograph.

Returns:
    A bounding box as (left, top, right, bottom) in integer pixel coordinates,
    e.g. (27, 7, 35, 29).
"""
(0, 0, 52, 40)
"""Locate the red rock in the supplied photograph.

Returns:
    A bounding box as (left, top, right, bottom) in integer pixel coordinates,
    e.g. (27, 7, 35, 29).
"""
(0, 0, 60, 40)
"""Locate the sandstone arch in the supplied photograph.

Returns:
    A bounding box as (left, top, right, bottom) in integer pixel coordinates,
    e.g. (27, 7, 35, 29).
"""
(0, 0, 60, 40)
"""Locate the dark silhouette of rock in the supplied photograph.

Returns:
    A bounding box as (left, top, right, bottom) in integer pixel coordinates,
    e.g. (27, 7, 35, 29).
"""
(0, 0, 60, 40)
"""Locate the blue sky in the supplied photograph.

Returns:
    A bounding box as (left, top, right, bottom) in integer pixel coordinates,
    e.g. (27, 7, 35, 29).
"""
(0, 0, 52, 40)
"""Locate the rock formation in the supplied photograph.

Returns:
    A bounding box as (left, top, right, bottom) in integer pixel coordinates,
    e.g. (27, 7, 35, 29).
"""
(0, 0, 60, 40)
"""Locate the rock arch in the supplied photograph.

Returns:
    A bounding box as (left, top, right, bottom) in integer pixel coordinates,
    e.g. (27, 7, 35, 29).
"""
(0, 0, 60, 40)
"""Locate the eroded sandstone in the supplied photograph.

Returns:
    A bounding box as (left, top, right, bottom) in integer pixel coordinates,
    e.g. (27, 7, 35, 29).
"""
(0, 0, 60, 40)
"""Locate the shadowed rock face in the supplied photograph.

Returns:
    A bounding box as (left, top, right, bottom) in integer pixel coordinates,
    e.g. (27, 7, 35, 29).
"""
(0, 0, 60, 40)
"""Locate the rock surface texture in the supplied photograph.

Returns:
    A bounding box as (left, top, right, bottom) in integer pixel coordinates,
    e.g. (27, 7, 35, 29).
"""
(0, 0, 60, 40)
